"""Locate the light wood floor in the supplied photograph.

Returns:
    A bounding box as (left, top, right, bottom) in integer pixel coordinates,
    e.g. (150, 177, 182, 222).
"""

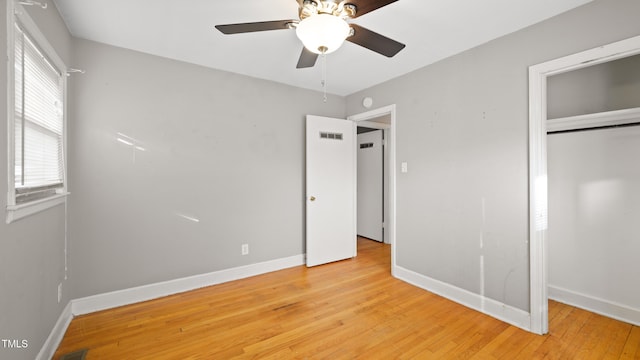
(54, 238, 639, 359)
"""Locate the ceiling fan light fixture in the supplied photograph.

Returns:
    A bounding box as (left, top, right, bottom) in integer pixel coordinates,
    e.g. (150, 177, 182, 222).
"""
(295, 14, 350, 55)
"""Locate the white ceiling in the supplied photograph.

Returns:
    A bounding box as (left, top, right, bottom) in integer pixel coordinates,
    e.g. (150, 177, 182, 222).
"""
(52, 0, 592, 96)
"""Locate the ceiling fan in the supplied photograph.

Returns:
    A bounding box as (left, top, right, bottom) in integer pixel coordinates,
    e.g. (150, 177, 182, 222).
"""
(215, 0, 405, 69)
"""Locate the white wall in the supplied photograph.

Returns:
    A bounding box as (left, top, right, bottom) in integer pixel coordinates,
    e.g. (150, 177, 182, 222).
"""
(68, 39, 346, 299)
(548, 126, 640, 323)
(346, 0, 640, 314)
(0, 2, 73, 359)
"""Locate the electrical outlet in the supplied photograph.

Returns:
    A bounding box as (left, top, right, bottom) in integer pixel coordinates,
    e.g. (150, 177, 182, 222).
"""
(57, 283, 62, 303)
(241, 244, 249, 255)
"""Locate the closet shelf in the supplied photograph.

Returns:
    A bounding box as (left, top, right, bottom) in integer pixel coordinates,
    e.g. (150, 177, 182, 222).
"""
(547, 107, 640, 133)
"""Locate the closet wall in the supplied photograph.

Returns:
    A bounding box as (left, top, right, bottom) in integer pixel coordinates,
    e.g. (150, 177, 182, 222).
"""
(548, 54, 640, 119)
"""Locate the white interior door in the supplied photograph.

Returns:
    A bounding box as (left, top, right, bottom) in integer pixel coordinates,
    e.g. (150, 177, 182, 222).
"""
(306, 115, 356, 267)
(357, 130, 384, 242)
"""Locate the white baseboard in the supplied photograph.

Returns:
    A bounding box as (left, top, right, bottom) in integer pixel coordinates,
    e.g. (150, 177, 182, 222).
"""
(394, 265, 532, 332)
(35, 301, 73, 360)
(72, 254, 305, 316)
(38, 254, 305, 358)
(549, 285, 640, 326)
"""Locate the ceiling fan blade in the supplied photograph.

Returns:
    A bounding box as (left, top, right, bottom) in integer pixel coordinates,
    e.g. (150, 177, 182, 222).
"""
(347, 0, 399, 18)
(215, 20, 297, 34)
(347, 24, 405, 57)
(296, 47, 319, 68)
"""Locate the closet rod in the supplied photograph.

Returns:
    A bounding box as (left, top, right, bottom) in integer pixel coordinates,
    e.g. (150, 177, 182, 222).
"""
(547, 121, 640, 135)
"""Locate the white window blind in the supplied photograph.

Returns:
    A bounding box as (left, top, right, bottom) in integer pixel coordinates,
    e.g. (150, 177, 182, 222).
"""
(13, 23, 65, 204)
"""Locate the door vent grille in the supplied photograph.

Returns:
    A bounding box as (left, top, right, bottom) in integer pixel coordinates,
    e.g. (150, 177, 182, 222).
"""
(320, 132, 343, 140)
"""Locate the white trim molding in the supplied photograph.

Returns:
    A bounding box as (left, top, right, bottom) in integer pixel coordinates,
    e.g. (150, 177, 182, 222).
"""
(35, 302, 73, 360)
(6, 192, 68, 223)
(528, 34, 640, 335)
(71, 254, 305, 316)
(549, 286, 640, 327)
(394, 266, 531, 331)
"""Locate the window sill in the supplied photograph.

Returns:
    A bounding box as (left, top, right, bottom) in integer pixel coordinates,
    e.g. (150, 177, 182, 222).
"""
(6, 192, 69, 224)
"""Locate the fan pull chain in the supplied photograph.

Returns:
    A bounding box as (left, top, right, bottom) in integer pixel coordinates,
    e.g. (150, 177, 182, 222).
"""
(321, 53, 327, 103)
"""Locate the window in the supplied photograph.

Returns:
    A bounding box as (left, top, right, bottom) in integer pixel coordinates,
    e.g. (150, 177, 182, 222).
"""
(7, 2, 68, 223)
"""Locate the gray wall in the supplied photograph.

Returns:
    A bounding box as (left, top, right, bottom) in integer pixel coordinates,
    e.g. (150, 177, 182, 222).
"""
(68, 39, 346, 298)
(346, 0, 640, 312)
(548, 54, 640, 119)
(0, 1, 73, 359)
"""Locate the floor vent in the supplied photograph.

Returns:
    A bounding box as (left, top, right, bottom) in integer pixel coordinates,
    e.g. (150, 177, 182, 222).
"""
(59, 349, 88, 360)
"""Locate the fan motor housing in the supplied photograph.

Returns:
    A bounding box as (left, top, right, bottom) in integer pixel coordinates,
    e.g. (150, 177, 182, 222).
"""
(299, 0, 357, 20)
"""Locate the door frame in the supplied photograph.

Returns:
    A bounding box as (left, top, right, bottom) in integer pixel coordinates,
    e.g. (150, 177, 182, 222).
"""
(348, 105, 397, 271)
(528, 35, 640, 334)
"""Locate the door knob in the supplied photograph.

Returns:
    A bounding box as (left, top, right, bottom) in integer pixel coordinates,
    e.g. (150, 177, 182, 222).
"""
(310, 196, 316, 202)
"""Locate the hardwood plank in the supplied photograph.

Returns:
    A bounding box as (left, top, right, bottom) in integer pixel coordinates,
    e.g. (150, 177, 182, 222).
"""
(53, 238, 640, 359)
(621, 326, 640, 360)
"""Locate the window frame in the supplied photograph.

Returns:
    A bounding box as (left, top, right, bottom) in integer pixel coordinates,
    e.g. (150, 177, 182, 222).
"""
(6, 1, 69, 223)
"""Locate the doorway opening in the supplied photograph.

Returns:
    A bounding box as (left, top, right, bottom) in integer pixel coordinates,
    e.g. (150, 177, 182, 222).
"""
(546, 54, 640, 330)
(348, 105, 397, 272)
(528, 35, 640, 334)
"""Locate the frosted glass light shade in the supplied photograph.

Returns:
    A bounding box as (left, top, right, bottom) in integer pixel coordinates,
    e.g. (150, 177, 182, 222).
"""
(296, 14, 350, 54)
